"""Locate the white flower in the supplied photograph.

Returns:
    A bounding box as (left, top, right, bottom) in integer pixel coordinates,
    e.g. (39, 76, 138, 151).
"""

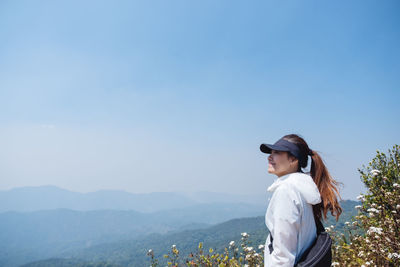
(258, 244, 265, 250)
(355, 205, 362, 209)
(394, 183, 400, 188)
(244, 246, 254, 252)
(367, 226, 383, 235)
(388, 252, 400, 259)
(229, 241, 235, 247)
(332, 262, 340, 266)
(367, 208, 379, 213)
(345, 221, 350, 226)
(365, 262, 371, 265)
(241, 232, 249, 238)
(358, 251, 364, 257)
(357, 194, 365, 201)
(147, 249, 154, 256)
(171, 244, 176, 249)
(396, 204, 400, 210)
(370, 169, 380, 177)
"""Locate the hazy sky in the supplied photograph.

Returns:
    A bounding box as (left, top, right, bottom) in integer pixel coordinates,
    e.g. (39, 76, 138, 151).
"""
(0, 0, 399, 200)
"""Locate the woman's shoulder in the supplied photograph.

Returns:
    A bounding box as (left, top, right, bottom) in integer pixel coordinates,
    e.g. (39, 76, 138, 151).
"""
(272, 180, 302, 202)
(269, 181, 303, 213)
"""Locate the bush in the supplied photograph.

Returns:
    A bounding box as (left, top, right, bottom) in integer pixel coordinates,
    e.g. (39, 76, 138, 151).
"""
(147, 232, 264, 267)
(330, 144, 400, 267)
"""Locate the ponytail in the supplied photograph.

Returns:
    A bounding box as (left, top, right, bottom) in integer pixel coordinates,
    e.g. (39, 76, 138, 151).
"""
(310, 150, 342, 221)
(282, 134, 342, 222)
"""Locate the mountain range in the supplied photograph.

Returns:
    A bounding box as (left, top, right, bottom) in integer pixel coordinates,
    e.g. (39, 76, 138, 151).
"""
(0, 185, 267, 213)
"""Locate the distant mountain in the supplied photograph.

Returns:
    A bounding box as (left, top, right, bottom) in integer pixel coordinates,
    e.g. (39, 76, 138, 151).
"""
(0, 202, 265, 267)
(179, 191, 268, 205)
(0, 186, 269, 213)
(0, 186, 196, 213)
(23, 216, 268, 267)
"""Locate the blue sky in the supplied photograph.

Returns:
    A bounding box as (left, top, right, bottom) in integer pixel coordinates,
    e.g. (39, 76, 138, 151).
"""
(0, 0, 399, 199)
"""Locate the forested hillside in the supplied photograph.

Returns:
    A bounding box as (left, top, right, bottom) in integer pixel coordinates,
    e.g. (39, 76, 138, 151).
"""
(0, 202, 264, 267)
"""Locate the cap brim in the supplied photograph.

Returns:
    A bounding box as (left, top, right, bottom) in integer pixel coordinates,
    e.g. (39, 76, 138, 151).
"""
(260, 143, 291, 154)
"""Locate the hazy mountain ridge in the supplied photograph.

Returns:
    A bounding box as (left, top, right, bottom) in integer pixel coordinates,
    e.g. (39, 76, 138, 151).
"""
(0, 186, 268, 213)
(0, 203, 265, 267)
(0, 186, 196, 213)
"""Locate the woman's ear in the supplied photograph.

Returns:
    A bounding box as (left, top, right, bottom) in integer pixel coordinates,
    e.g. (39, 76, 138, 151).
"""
(289, 155, 298, 165)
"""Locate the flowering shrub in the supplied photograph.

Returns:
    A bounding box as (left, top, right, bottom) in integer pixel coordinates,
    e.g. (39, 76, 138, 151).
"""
(148, 232, 264, 267)
(147, 145, 400, 266)
(330, 145, 400, 267)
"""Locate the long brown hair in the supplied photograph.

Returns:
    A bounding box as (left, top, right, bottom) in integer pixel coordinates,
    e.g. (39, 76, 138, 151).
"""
(283, 134, 342, 221)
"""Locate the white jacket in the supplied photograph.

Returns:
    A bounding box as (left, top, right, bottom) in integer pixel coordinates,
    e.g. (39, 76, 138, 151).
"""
(264, 172, 321, 267)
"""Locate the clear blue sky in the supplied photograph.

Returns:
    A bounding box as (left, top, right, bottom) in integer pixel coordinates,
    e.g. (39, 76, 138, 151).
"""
(0, 0, 399, 200)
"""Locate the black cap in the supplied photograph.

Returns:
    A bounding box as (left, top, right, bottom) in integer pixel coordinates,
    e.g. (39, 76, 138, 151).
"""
(260, 137, 302, 163)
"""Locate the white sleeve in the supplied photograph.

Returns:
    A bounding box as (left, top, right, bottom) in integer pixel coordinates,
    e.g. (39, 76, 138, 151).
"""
(268, 185, 301, 267)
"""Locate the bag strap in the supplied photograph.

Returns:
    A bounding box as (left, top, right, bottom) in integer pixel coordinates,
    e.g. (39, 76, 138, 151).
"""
(314, 214, 325, 234)
(269, 233, 274, 254)
(268, 211, 324, 254)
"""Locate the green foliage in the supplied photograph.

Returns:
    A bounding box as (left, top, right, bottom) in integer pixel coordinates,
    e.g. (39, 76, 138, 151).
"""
(151, 233, 262, 267)
(330, 145, 400, 266)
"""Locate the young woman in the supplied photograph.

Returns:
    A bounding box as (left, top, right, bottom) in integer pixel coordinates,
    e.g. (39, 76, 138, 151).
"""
(260, 134, 342, 267)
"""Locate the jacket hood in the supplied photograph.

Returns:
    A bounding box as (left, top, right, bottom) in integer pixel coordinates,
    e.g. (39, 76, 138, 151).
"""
(267, 172, 321, 205)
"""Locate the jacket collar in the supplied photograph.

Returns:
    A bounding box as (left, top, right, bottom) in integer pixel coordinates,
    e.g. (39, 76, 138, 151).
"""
(267, 172, 321, 205)
(267, 172, 293, 192)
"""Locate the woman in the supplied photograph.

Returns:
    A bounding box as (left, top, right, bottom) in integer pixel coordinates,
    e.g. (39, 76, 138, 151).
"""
(260, 134, 342, 267)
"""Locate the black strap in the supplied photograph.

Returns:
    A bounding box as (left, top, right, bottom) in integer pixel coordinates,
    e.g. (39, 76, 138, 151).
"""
(268, 215, 324, 254)
(315, 217, 325, 234)
(269, 233, 274, 254)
